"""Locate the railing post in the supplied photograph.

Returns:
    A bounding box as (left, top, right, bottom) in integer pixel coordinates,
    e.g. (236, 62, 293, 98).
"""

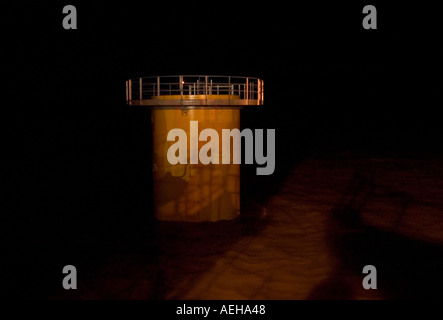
(257, 79, 261, 105)
(125, 81, 128, 103)
(205, 76, 208, 105)
(128, 79, 132, 103)
(246, 77, 249, 105)
(261, 80, 264, 103)
(139, 77, 143, 101)
(228, 76, 231, 104)
(179, 76, 183, 100)
(157, 76, 160, 96)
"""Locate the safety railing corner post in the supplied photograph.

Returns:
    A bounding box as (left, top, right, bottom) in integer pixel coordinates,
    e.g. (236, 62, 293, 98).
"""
(125, 80, 128, 103)
(261, 79, 264, 104)
(128, 79, 132, 103)
(257, 79, 261, 105)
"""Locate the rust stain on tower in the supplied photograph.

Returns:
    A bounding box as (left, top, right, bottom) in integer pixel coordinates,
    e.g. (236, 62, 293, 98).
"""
(126, 75, 264, 222)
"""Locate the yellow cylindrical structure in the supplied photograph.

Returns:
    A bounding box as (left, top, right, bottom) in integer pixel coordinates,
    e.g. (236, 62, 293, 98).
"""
(152, 106, 240, 221)
(127, 76, 264, 222)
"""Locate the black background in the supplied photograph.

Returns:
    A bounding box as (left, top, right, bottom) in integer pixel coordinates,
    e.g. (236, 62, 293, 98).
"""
(3, 1, 442, 299)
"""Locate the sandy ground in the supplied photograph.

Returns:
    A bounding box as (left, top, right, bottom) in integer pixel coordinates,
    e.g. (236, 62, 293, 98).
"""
(45, 156, 443, 300)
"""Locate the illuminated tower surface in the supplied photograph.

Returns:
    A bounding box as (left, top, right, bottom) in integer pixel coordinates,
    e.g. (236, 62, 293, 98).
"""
(126, 75, 264, 221)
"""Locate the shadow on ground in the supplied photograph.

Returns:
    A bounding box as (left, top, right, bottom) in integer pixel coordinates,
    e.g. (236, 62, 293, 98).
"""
(308, 172, 443, 299)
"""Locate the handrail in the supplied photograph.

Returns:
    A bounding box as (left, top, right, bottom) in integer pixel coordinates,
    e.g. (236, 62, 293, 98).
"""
(125, 75, 264, 107)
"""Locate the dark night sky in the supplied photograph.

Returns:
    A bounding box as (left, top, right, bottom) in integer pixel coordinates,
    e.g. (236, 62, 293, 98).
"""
(6, 1, 442, 149)
(2, 1, 443, 298)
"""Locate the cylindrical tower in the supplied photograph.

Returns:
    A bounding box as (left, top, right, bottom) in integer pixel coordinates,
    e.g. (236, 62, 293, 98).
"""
(126, 75, 264, 222)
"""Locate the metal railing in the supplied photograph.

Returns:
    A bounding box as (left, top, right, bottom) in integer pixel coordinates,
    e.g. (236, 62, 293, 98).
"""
(126, 75, 264, 106)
